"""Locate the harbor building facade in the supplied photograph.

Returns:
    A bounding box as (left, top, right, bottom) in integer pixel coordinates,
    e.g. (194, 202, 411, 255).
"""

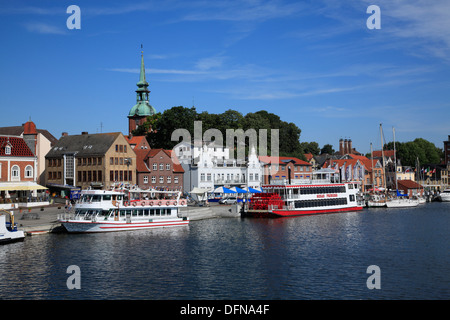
(45, 132, 136, 194)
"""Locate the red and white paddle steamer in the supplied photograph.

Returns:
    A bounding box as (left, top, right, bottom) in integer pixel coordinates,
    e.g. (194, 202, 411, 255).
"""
(58, 188, 189, 233)
(243, 169, 363, 218)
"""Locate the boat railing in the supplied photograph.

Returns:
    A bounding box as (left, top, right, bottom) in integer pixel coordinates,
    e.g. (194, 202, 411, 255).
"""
(58, 213, 76, 221)
(268, 178, 338, 186)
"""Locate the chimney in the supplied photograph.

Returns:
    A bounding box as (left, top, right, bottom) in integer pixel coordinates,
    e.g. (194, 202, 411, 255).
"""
(339, 139, 344, 155)
(62, 132, 68, 137)
(81, 132, 88, 135)
(348, 139, 353, 155)
(344, 139, 348, 154)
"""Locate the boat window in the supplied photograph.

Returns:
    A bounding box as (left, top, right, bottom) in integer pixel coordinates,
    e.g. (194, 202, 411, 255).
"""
(150, 209, 155, 216)
(348, 184, 353, 189)
(350, 195, 355, 202)
(117, 195, 123, 201)
(143, 209, 149, 216)
(103, 195, 112, 201)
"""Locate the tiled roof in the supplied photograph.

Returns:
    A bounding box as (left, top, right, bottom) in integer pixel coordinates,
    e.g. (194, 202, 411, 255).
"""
(134, 148, 151, 173)
(0, 125, 57, 146)
(0, 136, 35, 157)
(258, 156, 311, 166)
(372, 150, 395, 158)
(46, 132, 122, 158)
(140, 148, 185, 173)
(397, 179, 423, 189)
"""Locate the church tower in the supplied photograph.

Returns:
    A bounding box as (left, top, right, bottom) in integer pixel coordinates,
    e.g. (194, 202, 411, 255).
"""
(128, 47, 156, 137)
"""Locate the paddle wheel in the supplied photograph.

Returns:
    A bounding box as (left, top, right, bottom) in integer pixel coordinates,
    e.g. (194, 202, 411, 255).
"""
(245, 193, 285, 217)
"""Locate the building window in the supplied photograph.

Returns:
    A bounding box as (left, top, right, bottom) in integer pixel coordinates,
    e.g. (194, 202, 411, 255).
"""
(160, 163, 164, 170)
(159, 176, 164, 183)
(166, 164, 170, 170)
(25, 165, 33, 178)
(174, 177, 179, 184)
(153, 163, 157, 171)
(110, 157, 114, 165)
(144, 176, 148, 183)
(11, 165, 20, 180)
(5, 146, 11, 155)
(167, 176, 171, 184)
(152, 176, 156, 183)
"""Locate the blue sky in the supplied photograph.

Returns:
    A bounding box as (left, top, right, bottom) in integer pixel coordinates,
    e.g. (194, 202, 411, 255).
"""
(1, 0, 449, 155)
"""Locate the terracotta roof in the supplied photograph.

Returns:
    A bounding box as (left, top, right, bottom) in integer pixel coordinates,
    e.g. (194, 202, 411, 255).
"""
(143, 148, 184, 173)
(0, 136, 35, 157)
(258, 156, 311, 166)
(348, 154, 369, 160)
(126, 135, 145, 146)
(304, 153, 314, 161)
(134, 148, 151, 173)
(372, 150, 395, 158)
(23, 120, 37, 135)
(397, 179, 423, 190)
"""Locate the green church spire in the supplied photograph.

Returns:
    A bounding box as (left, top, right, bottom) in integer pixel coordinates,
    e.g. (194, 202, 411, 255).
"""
(128, 45, 156, 118)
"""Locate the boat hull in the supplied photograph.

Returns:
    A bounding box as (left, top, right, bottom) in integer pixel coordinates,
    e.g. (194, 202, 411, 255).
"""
(385, 199, 419, 208)
(61, 218, 189, 233)
(0, 232, 25, 244)
(244, 205, 363, 218)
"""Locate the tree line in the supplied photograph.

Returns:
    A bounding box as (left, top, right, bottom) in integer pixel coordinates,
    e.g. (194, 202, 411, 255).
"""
(133, 106, 443, 165)
(133, 107, 306, 159)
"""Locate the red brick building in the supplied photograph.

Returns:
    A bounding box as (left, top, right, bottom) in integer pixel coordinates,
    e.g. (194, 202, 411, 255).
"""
(136, 148, 184, 192)
(259, 156, 312, 184)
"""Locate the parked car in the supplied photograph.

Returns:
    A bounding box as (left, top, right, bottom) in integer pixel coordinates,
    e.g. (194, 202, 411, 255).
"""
(219, 197, 238, 204)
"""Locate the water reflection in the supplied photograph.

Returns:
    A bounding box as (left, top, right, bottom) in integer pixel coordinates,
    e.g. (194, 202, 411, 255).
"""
(1, 203, 449, 299)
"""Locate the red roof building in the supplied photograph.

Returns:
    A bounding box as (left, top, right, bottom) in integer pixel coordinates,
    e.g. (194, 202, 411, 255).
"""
(0, 136, 39, 206)
(136, 148, 184, 192)
(258, 156, 312, 184)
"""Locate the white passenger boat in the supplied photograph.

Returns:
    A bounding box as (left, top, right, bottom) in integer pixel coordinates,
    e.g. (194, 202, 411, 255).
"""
(58, 189, 189, 233)
(243, 169, 363, 218)
(1, 210, 25, 244)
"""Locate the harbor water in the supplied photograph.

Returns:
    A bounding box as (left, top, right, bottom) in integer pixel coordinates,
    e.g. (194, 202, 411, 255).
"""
(1, 202, 449, 300)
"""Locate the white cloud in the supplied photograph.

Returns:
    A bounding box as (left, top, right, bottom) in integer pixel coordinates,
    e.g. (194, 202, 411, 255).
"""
(24, 22, 67, 35)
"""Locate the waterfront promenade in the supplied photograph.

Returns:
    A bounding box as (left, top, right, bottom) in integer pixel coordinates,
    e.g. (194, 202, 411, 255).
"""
(12, 202, 240, 235)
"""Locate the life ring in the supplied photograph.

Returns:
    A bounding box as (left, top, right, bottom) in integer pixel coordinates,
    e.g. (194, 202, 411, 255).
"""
(180, 200, 186, 205)
(149, 201, 154, 206)
(173, 201, 178, 206)
(166, 201, 170, 206)
(141, 201, 145, 206)
(158, 201, 162, 206)
(132, 202, 137, 207)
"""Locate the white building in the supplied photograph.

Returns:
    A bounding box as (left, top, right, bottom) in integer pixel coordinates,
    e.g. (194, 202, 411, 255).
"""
(174, 141, 263, 193)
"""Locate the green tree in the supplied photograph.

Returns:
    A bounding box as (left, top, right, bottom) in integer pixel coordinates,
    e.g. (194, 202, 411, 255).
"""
(384, 138, 443, 167)
(321, 144, 335, 155)
(146, 106, 198, 149)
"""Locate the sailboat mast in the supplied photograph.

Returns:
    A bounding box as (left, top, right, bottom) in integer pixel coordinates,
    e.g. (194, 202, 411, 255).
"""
(380, 124, 387, 191)
(393, 127, 398, 191)
(370, 143, 374, 190)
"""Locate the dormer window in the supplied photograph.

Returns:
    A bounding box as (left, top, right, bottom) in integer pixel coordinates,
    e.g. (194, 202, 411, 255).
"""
(5, 145, 11, 155)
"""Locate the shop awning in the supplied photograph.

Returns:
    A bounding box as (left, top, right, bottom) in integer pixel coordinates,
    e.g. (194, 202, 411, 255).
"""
(0, 182, 48, 191)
